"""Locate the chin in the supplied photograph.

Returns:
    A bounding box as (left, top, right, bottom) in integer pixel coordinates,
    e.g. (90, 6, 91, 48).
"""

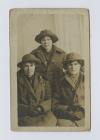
(70, 72, 78, 75)
(27, 74, 33, 78)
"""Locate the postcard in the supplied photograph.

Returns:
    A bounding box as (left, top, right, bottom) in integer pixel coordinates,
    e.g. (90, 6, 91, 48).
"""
(10, 8, 90, 131)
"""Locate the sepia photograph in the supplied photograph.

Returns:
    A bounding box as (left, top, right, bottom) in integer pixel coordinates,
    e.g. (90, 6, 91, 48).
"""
(10, 8, 90, 131)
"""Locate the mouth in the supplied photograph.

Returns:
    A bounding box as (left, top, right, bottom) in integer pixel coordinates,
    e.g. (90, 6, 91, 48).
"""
(44, 44, 49, 46)
(71, 69, 76, 71)
(27, 73, 33, 77)
(27, 72, 33, 75)
(71, 70, 77, 73)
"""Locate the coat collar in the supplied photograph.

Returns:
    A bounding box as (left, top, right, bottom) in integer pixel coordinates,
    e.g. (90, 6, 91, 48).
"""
(36, 45, 56, 66)
(62, 72, 84, 90)
(64, 74, 77, 89)
(23, 73, 37, 100)
(38, 45, 64, 54)
(19, 70, 42, 101)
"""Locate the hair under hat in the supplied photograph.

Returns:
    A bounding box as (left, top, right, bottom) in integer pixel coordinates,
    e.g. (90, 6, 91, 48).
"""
(35, 29, 58, 43)
(17, 54, 40, 68)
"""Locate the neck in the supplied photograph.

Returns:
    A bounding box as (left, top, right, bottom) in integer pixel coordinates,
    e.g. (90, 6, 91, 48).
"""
(67, 72, 79, 79)
(42, 46, 52, 52)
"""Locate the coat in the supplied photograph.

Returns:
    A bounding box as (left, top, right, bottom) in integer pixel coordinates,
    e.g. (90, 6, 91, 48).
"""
(52, 72, 85, 126)
(17, 70, 57, 126)
(31, 45, 66, 82)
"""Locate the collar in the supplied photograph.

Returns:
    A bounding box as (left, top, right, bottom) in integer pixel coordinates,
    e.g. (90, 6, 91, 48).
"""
(62, 72, 83, 89)
(40, 45, 64, 54)
(40, 45, 53, 53)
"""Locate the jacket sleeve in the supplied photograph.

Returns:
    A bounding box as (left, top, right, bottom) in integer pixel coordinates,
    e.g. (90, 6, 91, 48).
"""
(40, 99, 51, 112)
(52, 96, 69, 113)
(51, 76, 69, 113)
(17, 83, 29, 116)
(17, 79, 37, 116)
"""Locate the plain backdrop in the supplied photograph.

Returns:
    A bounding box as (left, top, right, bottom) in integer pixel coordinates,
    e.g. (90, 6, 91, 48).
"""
(0, 0, 99, 140)
(11, 9, 88, 63)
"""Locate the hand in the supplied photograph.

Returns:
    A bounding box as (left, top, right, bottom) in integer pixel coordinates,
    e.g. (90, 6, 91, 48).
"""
(67, 105, 84, 113)
(30, 106, 44, 117)
(35, 106, 43, 113)
(74, 111, 85, 120)
(66, 106, 85, 120)
(64, 111, 81, 121)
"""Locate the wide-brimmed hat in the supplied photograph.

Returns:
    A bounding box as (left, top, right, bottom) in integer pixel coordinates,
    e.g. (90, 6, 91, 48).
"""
(35, 29, 58, 43)
(17, 54, 40, 68)
(63, 52, 84, 66)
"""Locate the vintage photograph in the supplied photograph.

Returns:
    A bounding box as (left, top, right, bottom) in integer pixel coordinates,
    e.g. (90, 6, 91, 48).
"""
(10, 8, 90, 131)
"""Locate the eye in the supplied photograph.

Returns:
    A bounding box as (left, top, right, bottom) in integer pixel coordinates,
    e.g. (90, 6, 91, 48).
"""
(31, 63, 35, 67)
(30, 64, 34, 67)
(47, 38, 51, 41)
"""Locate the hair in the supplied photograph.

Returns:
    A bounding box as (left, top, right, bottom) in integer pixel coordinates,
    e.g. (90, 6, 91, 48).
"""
(63, 60, 84, 70)
(21, 61, 37, 68)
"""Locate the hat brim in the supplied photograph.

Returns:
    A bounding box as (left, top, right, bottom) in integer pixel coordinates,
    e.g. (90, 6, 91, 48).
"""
(35, 33, 58, 43)
(64, 59, 84, 66)
(17, 60, 40, 68)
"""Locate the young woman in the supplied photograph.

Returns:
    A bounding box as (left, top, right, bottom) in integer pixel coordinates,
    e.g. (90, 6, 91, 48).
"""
(17, 54, 56, 126)
(52, 53, 85, 127)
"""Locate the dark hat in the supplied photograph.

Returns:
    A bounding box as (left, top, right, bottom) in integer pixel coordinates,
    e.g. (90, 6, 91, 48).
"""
(17, 54, 40, 68)
(64, 53, 84, 66)
(35, 29, 58, 43)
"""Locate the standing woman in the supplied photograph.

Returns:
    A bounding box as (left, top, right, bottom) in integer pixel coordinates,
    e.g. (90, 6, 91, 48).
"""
(31, 29, 65, 85)
(52, 53, 85, 127)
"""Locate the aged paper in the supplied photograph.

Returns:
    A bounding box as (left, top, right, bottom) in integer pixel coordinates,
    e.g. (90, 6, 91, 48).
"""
(10, 8, 90, 131)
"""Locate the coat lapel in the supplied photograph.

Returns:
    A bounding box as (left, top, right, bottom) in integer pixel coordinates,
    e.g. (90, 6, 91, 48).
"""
(33, 73, 44, 102)
(23, 75, 37, 100)
(60, 77, 75, 105)
(64, 73, 83, 90)
(37, 46, 48, 66)
(38, 45, 56, 67)
(64, 74, 76, 89)
(47, 45, 56, 66)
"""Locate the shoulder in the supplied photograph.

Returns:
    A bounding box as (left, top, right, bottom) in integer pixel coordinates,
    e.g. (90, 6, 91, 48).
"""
(35, 72, 44, 79)
(54, 45, 65, 54)
(35, 72, 46, 84)
(79, 72, 85, 83)
(17, 70, 25, 84)
(31, 46, 42, 54)
(17, 70, 22, 77)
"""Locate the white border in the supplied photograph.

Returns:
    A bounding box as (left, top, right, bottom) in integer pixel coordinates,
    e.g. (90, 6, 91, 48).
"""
(0, 0, 99, 139)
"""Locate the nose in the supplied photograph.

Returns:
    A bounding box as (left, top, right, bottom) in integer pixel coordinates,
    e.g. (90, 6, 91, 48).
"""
(44, 40, 48, 44)
(71, 64, 75, 69)
(28, 66, 31, 71)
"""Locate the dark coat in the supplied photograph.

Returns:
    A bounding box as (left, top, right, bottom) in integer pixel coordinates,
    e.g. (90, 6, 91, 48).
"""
(31, 45, 66, 82)
(52, 72, 85, 123)
(17, 70, 56, 126)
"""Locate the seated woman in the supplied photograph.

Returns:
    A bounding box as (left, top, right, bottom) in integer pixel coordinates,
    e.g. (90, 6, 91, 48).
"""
(52, 53, 85, 127)
(17, 54, 56, 126)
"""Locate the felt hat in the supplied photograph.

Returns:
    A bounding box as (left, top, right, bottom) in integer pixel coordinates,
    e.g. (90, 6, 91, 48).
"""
(35, 29, 58, 43)
(64, 52, 84, 66)
(17, 54, 40, 68)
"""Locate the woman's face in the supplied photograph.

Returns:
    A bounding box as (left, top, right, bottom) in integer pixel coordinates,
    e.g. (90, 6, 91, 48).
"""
(41, 36, 53, 52)
(23, 62, 35, 78)
(67, 61, 81, 76)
